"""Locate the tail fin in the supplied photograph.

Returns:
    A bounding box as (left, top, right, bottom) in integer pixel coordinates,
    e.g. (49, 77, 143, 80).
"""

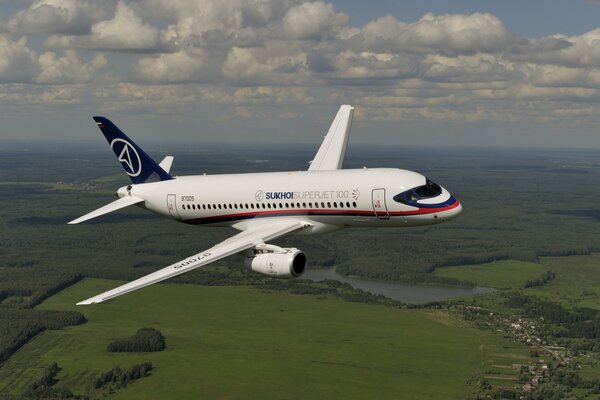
(93, 116, 173, 184)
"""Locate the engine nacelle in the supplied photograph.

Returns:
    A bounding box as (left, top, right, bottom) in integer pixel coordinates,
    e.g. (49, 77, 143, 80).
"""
(245, 248, 306, 278)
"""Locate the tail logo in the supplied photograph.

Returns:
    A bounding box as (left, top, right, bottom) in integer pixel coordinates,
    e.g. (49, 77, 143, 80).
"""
(111, 138, 142, 177)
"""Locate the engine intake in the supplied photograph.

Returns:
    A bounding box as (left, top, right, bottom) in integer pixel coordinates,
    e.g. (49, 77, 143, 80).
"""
(245, 247, 306, 278)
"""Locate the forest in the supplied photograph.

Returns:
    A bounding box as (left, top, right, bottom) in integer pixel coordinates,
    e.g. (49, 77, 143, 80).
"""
(107, 328, 165, 353)
(1, 142, 600, 387)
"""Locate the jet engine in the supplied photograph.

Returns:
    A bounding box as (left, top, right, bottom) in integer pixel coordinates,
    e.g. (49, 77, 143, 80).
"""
(244, 246, 306, 278)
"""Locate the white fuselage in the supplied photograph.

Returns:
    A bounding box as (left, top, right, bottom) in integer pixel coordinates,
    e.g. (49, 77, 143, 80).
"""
(123, 168, 462, 234)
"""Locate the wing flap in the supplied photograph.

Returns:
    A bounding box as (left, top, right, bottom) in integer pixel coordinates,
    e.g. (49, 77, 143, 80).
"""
(77, 220, 309, 305)
(308, 105, 354, 171)
(68, 196, 144, 225)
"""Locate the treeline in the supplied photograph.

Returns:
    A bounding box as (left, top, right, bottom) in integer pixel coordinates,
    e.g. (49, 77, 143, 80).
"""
(107, 328, 166, 353)
(0, 271, 85, 366)
(524, 270, 556, 288)
(0, 272, 83, 309)
(17, 362, 86, 400)
(94, 362, 153, 390)
(259, 278, 404, 307)
(505, 295, 600, 341)
(0, 310, 86, 364)
(336, 264, 475, 288)
(8, 361, 153, 399)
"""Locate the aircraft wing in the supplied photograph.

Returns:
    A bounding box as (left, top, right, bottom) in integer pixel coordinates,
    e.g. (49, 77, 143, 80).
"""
(77, 219, 309, 305)
(308, 105, 354, 171)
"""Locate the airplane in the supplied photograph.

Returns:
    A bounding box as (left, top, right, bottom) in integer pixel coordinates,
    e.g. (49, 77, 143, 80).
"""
(69, 105, 462, 305)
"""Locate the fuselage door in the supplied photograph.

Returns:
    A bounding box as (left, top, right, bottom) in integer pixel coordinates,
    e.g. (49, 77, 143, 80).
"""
(372, 188, 389, 220)
(167, 194, 180, 219)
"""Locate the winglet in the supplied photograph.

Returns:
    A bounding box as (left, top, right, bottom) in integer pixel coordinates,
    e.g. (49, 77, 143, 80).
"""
(308, 105, 354, 171)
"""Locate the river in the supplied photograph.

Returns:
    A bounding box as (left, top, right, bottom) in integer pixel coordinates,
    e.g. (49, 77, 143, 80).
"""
(301, 267, 495, 304)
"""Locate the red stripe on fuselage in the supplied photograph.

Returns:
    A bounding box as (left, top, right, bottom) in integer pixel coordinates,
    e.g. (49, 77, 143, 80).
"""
(182, 199, 460, 224)
(393, 199, 461, 216)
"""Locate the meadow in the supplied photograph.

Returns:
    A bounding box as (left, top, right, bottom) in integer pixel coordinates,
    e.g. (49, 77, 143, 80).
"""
(0, 279, 531, 400)
(435, 253, 600, 310)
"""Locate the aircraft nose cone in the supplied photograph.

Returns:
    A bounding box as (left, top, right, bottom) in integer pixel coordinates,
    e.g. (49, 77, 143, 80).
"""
(455, 201, 463, 215)
(449, 200, 462, 219)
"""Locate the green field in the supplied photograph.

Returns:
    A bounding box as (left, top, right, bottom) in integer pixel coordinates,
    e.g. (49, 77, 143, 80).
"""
(434, 254, 600, 310)
(433, 260, 547, 289)
(524, 253, 600, 309)
(0, 279, 531, 399)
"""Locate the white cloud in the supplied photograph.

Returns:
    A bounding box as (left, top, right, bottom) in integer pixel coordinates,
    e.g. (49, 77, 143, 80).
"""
(2, 0, 600, 140)
(310, 50, 420, 81)
(139, 0, 291, 49)
(0, 36, 38, 83)
(516, 29, 600, 68)
(356, 13, 517, 55)
(134, 49, 205, 82)
(0, 34, 114, 85)
(44, 1, 159, 51)
(423, 54, 517, 82)
(281, 1, 348, 40)
(6, 0, 112, 35)
(36, 50, 111, 84)
(222, 44, 308, 84)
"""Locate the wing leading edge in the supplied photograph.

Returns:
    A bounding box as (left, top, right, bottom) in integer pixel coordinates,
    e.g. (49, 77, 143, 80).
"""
(308, 105, 354, 171)
(77, 220, 309, 305)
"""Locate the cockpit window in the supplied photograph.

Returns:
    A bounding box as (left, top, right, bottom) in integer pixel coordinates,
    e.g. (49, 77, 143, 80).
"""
(415, 180, 442, 198)
(393, 179, 442, 204)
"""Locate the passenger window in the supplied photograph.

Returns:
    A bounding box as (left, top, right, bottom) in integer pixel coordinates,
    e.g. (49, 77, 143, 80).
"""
(352, 202, 357, 207)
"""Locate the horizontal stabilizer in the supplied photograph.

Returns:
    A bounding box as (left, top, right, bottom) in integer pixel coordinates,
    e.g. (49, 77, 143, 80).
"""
(159, 156, 174, 173)
(68, 196, 144, 225)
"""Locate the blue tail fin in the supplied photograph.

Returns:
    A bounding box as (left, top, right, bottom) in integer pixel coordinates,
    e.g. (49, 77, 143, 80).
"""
(93, 116, 173, 184)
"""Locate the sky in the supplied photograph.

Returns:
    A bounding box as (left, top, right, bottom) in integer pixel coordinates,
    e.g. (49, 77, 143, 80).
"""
(1, 0, 600, 148)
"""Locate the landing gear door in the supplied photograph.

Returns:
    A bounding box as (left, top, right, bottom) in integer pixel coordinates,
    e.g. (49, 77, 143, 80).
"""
(167, 194, 180, 219)
(372, 188, 389, 220)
